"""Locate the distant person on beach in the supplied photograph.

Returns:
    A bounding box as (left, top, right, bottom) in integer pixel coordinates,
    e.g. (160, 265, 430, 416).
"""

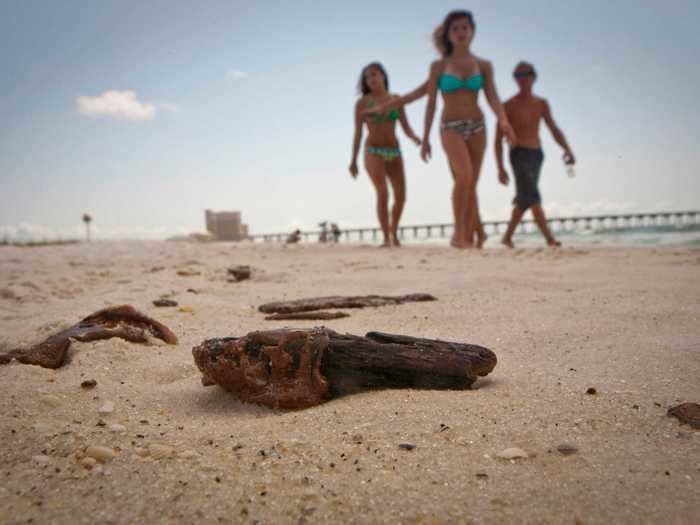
(349, 62, 421, 247)
(495, 61, 576, 248)
(318, 222, 328, 243)
(330, 223, 341, 243)
(364, 11, 516, 249)
(286, 229, 301, 244)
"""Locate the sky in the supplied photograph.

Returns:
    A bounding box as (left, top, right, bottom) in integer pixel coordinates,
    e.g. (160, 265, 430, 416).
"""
(1, 0, 699, 241)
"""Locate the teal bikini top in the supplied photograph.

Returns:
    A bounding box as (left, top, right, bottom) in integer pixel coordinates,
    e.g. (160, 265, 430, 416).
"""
(366, 99, 400, 122)
(439, 73, 484, 93)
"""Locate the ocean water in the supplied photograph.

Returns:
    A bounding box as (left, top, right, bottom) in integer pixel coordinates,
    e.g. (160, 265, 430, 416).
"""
(402, 223, 700, 248)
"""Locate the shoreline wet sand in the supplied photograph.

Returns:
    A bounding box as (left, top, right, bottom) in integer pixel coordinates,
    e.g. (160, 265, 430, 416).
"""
(1, 241, 698, 524)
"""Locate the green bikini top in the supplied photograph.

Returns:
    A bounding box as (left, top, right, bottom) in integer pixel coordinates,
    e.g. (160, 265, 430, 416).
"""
(439, 73, 484, 93)
(366, 98, 400, 122)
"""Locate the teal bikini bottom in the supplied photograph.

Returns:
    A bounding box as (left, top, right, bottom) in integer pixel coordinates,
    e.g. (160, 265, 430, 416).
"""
(367, 146, 401, 162)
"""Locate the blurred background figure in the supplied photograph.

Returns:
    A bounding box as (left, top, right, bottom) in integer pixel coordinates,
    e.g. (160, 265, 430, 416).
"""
(318, 221, 328, 243)
(330, 223, 341, 243)
(286, 229, 301, 244)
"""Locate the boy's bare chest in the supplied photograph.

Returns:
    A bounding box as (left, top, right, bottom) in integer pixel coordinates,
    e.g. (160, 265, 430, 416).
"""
(508, 101, 542, 125)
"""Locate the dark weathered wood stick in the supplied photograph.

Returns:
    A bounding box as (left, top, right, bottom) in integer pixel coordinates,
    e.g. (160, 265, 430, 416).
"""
(192, 328, 496, 409)
(264, 312, 350, 321)
(258, 294, 436, 314)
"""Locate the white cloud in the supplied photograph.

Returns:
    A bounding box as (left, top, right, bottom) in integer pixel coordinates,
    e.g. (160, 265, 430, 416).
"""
(227, 70, 249, 81)
(77, 90, 157, 120)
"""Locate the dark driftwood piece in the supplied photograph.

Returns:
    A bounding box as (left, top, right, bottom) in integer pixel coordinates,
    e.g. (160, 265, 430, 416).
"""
(668, 403, 700, 429)
(228, 265, 251, 281)
(264, 312, 350, 321)
(192, 328, 496, 409)
(258, 294, 436, 315)
(0, 305, 178, 369)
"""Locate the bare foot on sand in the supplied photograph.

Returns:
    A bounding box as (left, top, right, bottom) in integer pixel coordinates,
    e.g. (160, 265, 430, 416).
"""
(547, 239, 562, 248)
(391, 236, 402, 248)
(502, 237, 515, 249)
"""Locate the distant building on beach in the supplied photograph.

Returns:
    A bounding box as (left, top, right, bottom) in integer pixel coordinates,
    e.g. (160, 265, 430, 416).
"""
(205, 210, 249, 241)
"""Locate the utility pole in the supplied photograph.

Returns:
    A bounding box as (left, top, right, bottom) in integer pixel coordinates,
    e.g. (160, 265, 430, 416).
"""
(82, 213, 92, 242)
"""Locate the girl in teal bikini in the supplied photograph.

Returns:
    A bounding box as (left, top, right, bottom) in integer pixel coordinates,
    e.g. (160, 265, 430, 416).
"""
(349, 62, 421, 247)
(368, 11, 516, 249)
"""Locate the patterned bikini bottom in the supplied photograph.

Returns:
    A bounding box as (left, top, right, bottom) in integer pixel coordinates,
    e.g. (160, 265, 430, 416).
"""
(367, 146, 401, 162)
(441, 119, 485, 140)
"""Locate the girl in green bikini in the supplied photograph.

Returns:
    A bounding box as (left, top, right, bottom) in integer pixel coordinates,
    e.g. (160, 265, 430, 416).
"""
(349, 62, 421, 247)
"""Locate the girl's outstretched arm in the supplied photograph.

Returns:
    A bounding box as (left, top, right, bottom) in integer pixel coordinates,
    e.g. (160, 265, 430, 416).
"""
(398, 106, 421, 146)
(398, 81, 429, 107)
(421, 61, 441, 162)
(363, 81, 429, 115)
(480, 60, 516, 145)
(349, 98, 364, 178)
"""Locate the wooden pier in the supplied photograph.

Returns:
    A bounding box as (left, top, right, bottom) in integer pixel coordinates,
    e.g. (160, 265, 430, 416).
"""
(248, 210, 700, 244)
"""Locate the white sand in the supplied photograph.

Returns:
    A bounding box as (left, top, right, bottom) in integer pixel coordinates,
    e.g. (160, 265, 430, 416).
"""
(1, 241, 698, 524)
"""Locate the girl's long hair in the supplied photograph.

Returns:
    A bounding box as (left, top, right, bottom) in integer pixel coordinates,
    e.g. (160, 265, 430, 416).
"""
(433, 10, 475, 57)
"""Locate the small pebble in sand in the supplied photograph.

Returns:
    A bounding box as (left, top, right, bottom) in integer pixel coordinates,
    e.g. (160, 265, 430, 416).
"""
(33, 455, 51, 465)
(98, 401, 115, 415)
(153, 299, 178, 307)
(178, 306, 194, 313)
(475, 472, 488, 479)
(556, 443, 579, 456)
(586, 387, 597, 395)
(496, 447, 529, 460)
(80, 457, 98, 470)
(81, 379, 97, 389)
(176, 270, 200, 277)
(398, 443, 416, 451)
(148, 444, 175, 460)
(32, 423, 50, 434)
(40, 394, 61, 408)
(109, 424, 126, 433)
(84, 445, 116, 463)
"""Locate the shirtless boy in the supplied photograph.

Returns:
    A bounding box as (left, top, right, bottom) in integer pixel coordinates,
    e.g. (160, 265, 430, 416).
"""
(495, 61, 575, 248)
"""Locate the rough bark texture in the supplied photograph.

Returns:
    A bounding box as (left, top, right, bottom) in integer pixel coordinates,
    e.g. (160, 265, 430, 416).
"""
(264, 312, 350, 321)
(258, 294, 436, 314)
(668, 403, 700, 429)
(0, 305, 178, 369)
(192, 328, 496, 409)
(192, 329, 329, 409)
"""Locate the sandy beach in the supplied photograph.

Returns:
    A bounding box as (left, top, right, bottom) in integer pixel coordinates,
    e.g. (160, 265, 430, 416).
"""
(1, 241, 698, 524)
